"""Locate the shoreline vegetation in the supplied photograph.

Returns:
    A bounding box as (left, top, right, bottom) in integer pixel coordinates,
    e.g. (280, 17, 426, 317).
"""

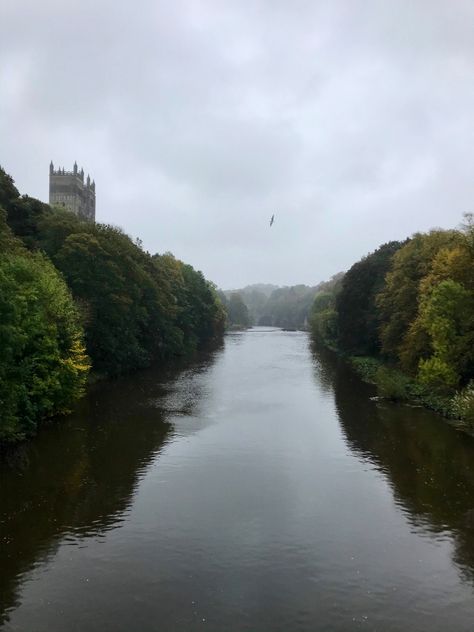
(309, 216, 474, 434)
(0, 167, 226, 444)
(2, 161, 473, 444)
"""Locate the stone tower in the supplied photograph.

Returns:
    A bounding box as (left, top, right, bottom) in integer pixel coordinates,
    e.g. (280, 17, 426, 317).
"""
(49, 161, 96, 222)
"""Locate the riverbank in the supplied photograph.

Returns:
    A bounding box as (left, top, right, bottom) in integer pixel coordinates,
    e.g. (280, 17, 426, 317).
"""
(308, 219, 474, 435)
(348, 355, 474, 435)
(311, 337, 474, 435)
(350, 356, 450, 412)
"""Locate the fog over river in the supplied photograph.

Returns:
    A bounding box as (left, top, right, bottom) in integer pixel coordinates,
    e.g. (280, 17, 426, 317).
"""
(1, 329, 474, 631)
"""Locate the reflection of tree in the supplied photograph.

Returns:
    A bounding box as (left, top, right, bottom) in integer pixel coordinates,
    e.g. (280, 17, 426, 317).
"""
(312, 344, 474, 584)
(0, 346, 221, 625)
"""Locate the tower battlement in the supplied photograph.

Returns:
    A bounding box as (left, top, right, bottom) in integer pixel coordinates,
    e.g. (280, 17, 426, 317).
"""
(49, 161, 96, 221)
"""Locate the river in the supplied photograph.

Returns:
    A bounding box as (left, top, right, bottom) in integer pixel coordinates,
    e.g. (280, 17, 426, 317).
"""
(1, 329, 474, 631)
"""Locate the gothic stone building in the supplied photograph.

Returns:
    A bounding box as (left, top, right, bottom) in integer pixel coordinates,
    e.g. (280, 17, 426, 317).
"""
(49, 161, 96, 221)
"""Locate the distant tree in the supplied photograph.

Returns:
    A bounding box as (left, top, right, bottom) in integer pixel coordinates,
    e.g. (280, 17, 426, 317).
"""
(227, 293, 250, 328)
(258, 285, 317, 329)
(222, 284, 278, 326)
(244, 289, 268, 325)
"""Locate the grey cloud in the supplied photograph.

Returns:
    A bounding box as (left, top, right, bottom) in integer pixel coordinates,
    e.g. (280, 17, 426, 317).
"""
(1, 0, 473, 288)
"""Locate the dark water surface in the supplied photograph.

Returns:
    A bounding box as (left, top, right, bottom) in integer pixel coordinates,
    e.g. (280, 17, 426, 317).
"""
(2, 329, 474, 631)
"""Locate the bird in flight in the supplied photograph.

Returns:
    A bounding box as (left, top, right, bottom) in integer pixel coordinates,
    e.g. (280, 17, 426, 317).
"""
(270, 214, 275, 227)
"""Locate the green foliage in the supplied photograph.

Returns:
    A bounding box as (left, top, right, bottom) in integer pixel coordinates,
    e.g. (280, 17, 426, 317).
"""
(258, 284, 316, 329)
(350, 356, 381, 383)
(451, 382, 474, 429)
(227, 293, 250, 328)
(176, 261, 226, 347)
(0, 247, 89, 442)
(244, 288, 269, 324)
(417, 280, 474, 390)
(377, 230, 460, 362)
(350, 356, 451, 416)
(52, 226, 162, 374)
(19, 206, 226, 376)
(350, 360, 411, 405)
(153, 253, 225, 352)
(375, 367, 409, 402)
(418, 357, 458, 392)
(314, 218, 474, 413)
(0, 208, 19, 252)
(310, 279, 343, 349)
(7, 196, 52, 249)
(0, 167, 19, 207)
(223, 284, 276, 325)
(336, 241, 403, 355)
(314, 307, 338, 347)
(0, 166, 225, 442)
(225, 279, 345, 331)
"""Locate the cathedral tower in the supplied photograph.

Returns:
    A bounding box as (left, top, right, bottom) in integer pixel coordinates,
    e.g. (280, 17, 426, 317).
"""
(49, 161, 96, 222)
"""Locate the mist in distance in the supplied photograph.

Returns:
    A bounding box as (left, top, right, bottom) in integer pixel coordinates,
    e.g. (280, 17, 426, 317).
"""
(1, 0, 473, 288)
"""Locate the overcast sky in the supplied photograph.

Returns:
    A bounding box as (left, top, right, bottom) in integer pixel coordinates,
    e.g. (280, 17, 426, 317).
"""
(1, 1, 473, 288)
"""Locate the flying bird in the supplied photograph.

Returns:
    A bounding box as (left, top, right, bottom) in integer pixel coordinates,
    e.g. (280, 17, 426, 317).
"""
(270, 214, 275, 227)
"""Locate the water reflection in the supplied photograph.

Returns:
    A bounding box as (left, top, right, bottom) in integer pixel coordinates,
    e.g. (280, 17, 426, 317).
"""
(312, 341, 474, 584)
(0, 345, 222, 624)
(3, 333, 474, 632)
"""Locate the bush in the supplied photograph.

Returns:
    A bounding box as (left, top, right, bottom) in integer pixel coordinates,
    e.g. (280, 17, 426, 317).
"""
(418, 356, 458, 393)
(375, 367, 409, 401)
(451, 382, 474, 429)
(350, 357, 381, 383)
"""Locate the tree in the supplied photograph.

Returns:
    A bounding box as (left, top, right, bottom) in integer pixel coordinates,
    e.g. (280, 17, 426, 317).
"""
(417, 280, 474, 390)
(0, 166, 19, 207)
(0, 246, 89, 441)
(227, 293, 250, 328)
(1, 165, 226, 400)
(310, 292, 339, 348)
(336, 241, 402, 355)
(392, 220, 474, 389)
(258, 285, 317, 329)
(377, 230, 460, 362)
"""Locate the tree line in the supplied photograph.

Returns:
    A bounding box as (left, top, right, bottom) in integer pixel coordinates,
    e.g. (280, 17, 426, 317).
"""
(310, 218, 474, 427)
(222, 282, 331, 330)
(0, 167, 225, 443)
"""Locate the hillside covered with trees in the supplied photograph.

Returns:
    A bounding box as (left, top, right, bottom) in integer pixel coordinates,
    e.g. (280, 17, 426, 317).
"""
(0, 167, 225, 443)
(310, 218, 474, 427)
(223, 282, 338, 330)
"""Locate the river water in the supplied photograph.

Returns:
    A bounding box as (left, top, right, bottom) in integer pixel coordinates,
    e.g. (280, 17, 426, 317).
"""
(1, 329, 474, 631)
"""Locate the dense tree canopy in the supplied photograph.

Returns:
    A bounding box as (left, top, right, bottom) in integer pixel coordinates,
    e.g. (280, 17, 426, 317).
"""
(258, 285, 315, 329)
(223, 283, 320, 330)
(0, 211, 88, 441)
(309, 275, 344, 349)
(377, 230, 461, 362)
(0, 166, 225, 442)
(227, 293, 250, 328)
(224, 284, 277, 325)
(310, 219, 474, 406)
(336, 241, 403, 356)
